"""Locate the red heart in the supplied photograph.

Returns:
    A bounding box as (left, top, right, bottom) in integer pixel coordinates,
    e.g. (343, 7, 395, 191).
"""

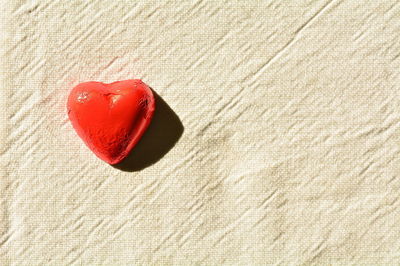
(67, 80, 155, 164)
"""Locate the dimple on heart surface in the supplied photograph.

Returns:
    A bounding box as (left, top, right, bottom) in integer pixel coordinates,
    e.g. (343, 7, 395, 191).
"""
(67, 80, 155, 165)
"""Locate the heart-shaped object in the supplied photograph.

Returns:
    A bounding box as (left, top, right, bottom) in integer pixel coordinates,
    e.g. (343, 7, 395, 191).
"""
(67, 79, 155, 164)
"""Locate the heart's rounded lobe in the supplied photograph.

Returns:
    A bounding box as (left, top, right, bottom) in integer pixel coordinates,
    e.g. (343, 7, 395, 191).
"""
(67, 80, 155, 164)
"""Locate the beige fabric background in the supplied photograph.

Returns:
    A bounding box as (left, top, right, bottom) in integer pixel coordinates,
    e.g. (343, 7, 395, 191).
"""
(1, 0, 400, 265)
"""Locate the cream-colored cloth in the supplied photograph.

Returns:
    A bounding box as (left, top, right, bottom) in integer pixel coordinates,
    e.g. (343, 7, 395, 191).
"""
(1, 0, 400, 264)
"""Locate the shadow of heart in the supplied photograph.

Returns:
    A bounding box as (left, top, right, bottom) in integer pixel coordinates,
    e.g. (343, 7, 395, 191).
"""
(113, 90, 184, 172)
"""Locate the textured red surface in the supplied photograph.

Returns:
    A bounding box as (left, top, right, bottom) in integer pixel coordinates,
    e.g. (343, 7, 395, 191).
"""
(67, 80, 155, 164)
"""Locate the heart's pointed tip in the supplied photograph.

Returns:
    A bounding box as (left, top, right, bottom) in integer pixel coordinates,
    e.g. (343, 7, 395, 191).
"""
(97, 153, 126, 165)
(107, 159, 123, 165)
